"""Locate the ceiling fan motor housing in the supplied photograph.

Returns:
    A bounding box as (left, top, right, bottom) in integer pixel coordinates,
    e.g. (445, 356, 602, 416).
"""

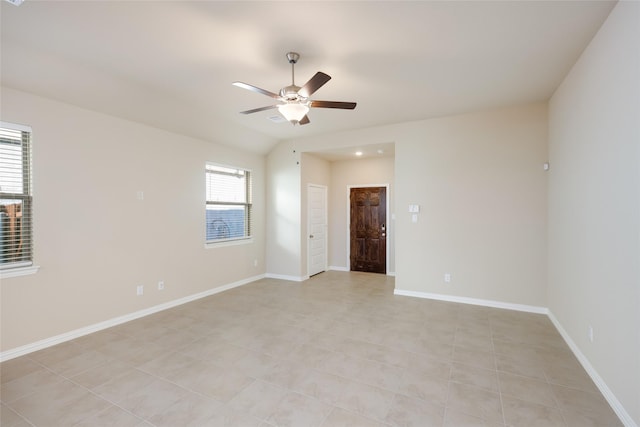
(280, 85, 305, 101)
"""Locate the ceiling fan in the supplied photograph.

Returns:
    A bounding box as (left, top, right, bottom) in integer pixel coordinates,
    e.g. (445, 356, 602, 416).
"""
(233, 52, 356, 125)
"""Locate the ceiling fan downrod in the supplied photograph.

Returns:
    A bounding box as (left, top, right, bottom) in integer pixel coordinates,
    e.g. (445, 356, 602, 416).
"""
(286, 52, 300, 86)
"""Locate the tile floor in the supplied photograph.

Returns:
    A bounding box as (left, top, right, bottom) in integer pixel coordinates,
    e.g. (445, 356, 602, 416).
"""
(0, 271, 623, 426)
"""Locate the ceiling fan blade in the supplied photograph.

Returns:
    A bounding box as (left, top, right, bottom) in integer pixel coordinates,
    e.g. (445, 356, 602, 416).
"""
(233, 81, 280, 99)
(298, 72, 331, 98)
(310, 100, 357, 110)
(239, 105, 278, 114)
(299, 115, 310, 125)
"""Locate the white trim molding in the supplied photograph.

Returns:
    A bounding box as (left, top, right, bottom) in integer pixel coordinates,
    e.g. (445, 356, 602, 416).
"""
(329, 266, 349, 272)
(0, 265, 40, 279)
(548, 311, 638, 427)
(0, 274, 265, 362)
(393, 288, 548, 314)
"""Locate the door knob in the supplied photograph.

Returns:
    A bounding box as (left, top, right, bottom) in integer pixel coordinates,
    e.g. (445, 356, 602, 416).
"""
(309, 234, 314, 238)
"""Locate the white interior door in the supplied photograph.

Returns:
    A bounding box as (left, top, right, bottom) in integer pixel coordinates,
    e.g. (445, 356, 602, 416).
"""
(308, 184, 327, 277)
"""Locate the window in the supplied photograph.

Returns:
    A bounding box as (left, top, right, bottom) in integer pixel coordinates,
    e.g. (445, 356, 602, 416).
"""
(205, 163, 252, 244)
(0, 122, 33, 271)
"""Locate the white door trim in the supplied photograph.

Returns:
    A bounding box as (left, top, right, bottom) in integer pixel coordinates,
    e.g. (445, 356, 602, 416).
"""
(346, 184, 390, 274)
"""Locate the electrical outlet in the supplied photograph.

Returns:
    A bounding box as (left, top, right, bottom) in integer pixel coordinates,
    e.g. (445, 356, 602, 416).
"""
(588, 325, 594, 343)
(158, 281, 165, 290)
(254, 259, 258, 267)
(444, 273, 451, 283)
(136, 285, 144, 296)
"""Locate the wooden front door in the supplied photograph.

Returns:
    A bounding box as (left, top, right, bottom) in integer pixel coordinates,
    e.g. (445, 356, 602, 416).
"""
(350, 187, 386, 274)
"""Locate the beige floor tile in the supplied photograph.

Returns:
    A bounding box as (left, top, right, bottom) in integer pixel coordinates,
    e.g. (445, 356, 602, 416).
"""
(454, 331, 494, 353)
(447, 382, 504, 423)
(544, 361, 599, 393)
(228, 379, 288, 419)
(452, 347, 496, 370)
(260, 359, 313, 390)
(266, 391, 333, 427)
(167, 360, 254, 403)
(498, 372, 557, 408)
(10, 379, 111, 426)
(70, 359, 135, 390)
(72, 329, 132, 349)
(282, 343, 333, 367)
(137, 351, 197, 379)
(552, 384, 622, 427)
(451, 362, 499, 392)
(334, 380, 395, 421)
(495, 353, 547, 381)
(73, 404, 143, 427)
(501, 395, 566, 427)
(1, 402, 29, 427)
(320, 407, 386, 427)
(0, 367, 65, 403)
(397, 369, 449, 406)
(291, 369, 349, 405)
(148, 391, 225, 426)
(178, 336, 249, 365)
(0, 357, 46, 385)
(354, 359, 404, 392)
(315, 351, 365, 381)
(38, 347, 112, 378)
(92, 368, 156, 401)
(384, 393, 445, 427)
(0, 272, 625, 427)
(95, 371, 189, 419)
(404, 354, 452, 380)
(444, 408, 503, 427)
(231, 349, 278, 378)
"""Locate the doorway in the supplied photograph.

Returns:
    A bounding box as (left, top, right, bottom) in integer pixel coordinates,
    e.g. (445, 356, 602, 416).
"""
(349, 186, 387, 274)
(307, 184, 327, 277)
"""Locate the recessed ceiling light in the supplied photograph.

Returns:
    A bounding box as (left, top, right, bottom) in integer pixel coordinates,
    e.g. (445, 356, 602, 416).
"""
(355, 151, 363, 156)
(377, 149, 384, 154)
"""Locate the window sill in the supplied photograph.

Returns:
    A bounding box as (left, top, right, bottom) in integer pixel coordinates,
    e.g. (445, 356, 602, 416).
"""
(205, 238, 253, 249)
(1, 265, 40, 279)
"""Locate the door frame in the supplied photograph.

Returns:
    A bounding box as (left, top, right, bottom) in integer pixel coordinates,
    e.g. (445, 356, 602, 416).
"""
(307, 183, 328, 277)
(346, 184, 390, 274)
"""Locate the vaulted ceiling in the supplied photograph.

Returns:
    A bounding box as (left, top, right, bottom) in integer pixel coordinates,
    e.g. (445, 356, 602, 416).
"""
(1, 1, 616, 154)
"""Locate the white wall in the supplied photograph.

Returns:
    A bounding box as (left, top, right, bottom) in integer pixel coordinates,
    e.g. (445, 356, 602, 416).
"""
(548, 1, 640, 425)
(265, 141, 302, 279)
(275, 102, 547, 307)
(0, 88, 267, 353)
(329, 157, 395, 273)
(395, 104, 548, 307)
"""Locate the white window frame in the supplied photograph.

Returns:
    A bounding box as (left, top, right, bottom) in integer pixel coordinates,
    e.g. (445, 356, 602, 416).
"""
(204, 162, 253, 248)
(0, 121, 39, 279)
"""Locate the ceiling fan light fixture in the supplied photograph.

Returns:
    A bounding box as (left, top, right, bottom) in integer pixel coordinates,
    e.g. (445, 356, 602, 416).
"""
(278, 102, 309, 123)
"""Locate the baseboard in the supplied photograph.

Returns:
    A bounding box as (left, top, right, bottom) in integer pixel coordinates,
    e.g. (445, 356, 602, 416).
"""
(387, 271, 396, 277)
(264, 273, 307, 282)
(393, 288, 548, 314)
(547, 311, 638, 427)
(0, 274, 266, 362)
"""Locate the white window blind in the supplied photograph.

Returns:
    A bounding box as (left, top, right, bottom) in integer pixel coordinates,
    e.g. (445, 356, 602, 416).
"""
(205, 163, 252, 243)
(0, 122, 33, 269)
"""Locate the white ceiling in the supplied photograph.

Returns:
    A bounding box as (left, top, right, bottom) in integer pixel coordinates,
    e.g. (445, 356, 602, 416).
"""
(1, 1, 616, 156)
